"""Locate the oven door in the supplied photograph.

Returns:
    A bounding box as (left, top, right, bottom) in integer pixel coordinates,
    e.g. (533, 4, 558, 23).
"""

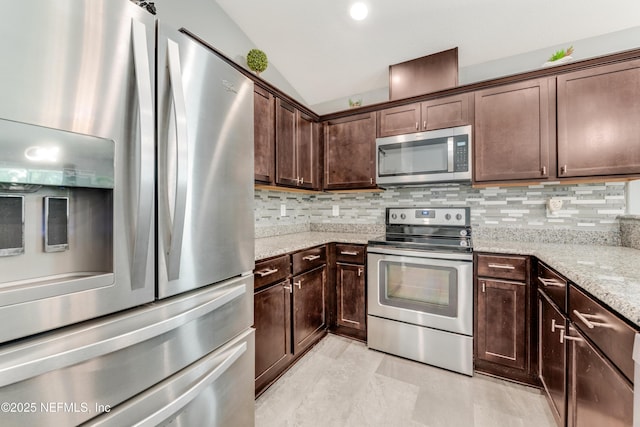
(367, 246, 473, 336)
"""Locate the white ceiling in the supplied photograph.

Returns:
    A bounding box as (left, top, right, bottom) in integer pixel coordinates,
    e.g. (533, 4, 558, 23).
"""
(216, 0, 640, 107)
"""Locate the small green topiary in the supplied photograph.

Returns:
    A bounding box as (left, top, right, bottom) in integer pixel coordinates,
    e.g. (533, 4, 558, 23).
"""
(247, 49, 268, 75)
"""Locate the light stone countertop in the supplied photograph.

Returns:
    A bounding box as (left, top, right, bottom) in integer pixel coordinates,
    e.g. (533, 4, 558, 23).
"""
(255, 231, 379, 261)
(474, 239, 640, 328)
(255, 232, 640, 328)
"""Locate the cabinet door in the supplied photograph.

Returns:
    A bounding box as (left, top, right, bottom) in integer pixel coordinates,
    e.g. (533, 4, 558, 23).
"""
(324, 113, 376, 189)
(476, 279, 526, 370)
(539, 293, 566, 426)
(275, 99, 298, 186)
(254, 280, 292, 392)
(557, 59, 640, 177)
(296, 111, 320, 190)
(254, 85, 275, 184)
(474, 78, 555, 182)
(421, 93, 472, 131)
(292, 266, 326, 354)
(567, 326, 633, 427)
(377, 103, 421, 137)
(336, 263, 366, 331)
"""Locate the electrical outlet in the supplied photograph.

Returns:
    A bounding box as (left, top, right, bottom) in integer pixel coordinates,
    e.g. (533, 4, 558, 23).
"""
(546, 198, 563, 217)
(280, 204, 286, 216)
(332, 205, 339, 216)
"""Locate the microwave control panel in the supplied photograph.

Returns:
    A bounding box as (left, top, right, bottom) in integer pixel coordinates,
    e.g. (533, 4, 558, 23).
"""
(453, 136, 469, 172)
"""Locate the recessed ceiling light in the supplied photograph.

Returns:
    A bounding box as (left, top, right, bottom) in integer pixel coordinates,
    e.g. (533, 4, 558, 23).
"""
(350, 2, 368, 21)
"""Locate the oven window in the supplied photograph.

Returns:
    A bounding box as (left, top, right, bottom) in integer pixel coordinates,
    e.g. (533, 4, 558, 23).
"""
(380, 260, 458, 317)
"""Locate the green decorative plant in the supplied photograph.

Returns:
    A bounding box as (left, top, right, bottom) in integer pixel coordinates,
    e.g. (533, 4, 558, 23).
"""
(247, 49, 268, 75)
(548, 46, 574, 62)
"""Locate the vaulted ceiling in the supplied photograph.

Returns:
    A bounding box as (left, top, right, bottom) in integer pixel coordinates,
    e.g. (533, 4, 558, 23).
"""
(216, 0, 640, 108)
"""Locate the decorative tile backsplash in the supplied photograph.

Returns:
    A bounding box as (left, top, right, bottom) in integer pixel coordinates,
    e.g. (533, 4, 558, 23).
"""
(255, 182, 627, 243)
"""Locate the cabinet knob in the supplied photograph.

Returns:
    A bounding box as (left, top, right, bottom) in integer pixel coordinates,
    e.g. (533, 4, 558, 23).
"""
(415, 122, 419, 130)
(560, 165, 567, 175)
(294, 280, 302, 289)
(481, 281, 486, 293)
(370, 177, 373, 185)
(423, 120, 427, 130)
(541, 166, 547, 176)
(358, 268, 363, 276)
(283, 283, 292, 293)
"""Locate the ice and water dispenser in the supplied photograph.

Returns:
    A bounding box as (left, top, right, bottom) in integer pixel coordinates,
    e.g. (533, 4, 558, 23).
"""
(0, 118, 115, 298)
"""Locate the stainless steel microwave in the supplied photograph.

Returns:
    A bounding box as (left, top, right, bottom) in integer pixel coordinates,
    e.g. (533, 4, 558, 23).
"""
(376, 125, 472, 186)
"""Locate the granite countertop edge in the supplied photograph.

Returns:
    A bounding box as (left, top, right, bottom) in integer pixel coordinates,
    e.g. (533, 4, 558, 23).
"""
(255, 232, 640, 329)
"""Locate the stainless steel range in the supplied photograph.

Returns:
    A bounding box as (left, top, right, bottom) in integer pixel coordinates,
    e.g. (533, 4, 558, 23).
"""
(367, 207, 473, 376)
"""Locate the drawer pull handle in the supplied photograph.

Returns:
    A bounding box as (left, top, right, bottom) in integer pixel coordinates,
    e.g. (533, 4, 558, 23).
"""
(538, 277, 564, 288)
(560, 329, 582, 343)
(551, 318, 565, 333)
(573, 310, 606, 329)
(303, 255, 321, 261)
(340, 251, 358, 256)
(256, 268, 278, 277)
(488, 263, 515, 270)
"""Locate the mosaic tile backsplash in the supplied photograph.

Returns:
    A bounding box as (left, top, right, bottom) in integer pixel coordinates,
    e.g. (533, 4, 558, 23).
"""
(255, 182, 627, 243)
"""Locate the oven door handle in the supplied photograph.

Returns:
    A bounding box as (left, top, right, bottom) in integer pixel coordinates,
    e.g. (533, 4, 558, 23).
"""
(367, 245, 473, 262)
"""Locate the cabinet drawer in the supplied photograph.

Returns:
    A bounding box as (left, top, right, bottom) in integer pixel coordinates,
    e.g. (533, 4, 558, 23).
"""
(335, 244, 365, 264)
(569, 285, 636, 382)
(537, 262, 567, 312)
(477, 254, 528, 281)
(254, 255, 290, 290)
(292, 246, 326, 275)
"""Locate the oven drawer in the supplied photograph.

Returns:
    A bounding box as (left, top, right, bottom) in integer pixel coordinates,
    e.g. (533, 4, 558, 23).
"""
(292, 246, 326, 275)
(477, 254, 528, 281)
(537, 262, 567, 311)
(569, 284, 636, 382)
(336, 244, 365, 264)
(254, 255, 290, 290)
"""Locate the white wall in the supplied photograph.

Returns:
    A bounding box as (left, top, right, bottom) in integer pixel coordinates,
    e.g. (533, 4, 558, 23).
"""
(154, 0, 305, 103)
(628, 180, 640, 214)
(311, 25, 640, 114)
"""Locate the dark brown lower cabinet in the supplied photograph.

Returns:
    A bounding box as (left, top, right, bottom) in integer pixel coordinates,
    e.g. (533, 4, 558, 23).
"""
(566, 326, 634, 427)
(292, 265, 326, 355)
(476, 279, 527, 370)
(538, 291, 567, 426)
(335, 262, 366, 339)
(474, 253, 537, 385)
(254, 279, 292, 394)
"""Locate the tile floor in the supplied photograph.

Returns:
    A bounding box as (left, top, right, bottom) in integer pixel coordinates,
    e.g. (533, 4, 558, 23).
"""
(255, 334, 556, 427)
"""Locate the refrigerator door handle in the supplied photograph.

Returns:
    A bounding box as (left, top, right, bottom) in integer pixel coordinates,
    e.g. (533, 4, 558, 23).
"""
(165, 38, 189, 281)
(131, 19, 154, 290)
(0, 282, 248, 387)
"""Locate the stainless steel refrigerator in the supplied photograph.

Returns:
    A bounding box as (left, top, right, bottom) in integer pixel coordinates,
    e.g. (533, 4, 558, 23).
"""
(0, 1, 255, 425)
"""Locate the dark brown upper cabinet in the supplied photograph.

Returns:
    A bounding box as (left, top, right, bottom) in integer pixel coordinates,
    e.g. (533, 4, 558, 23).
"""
(474, 78, 556, 183)
(275, 98, 320, 190)
(324, 112, 377, 190)
(254, 85, 275, 184)
(389, 47, 458, 100)
(557, 59, 640, 178)
(377, 93, 472, 138)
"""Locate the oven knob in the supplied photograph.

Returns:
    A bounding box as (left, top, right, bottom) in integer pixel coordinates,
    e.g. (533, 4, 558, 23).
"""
(460, 240, 468, 247)
(456, 213, 463, 220)
(391, 213, 397, 220)
(460, 229, 468, 237)
(445, 213, 451, 220)
(400, 213, 406, 220)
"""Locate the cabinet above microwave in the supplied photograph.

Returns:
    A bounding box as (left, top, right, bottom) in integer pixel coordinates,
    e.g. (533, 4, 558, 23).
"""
(375, 125, 472, 187)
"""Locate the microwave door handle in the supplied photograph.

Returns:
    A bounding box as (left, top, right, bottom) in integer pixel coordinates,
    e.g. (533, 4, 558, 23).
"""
(447, 137, 454, 172)
(131, 19, 155, 290)
(166, 39, 189, 281)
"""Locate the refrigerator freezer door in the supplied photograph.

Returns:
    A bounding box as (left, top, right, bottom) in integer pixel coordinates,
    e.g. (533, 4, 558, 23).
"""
(0, 275, 253, 427)
(0, 0, 156, 343)
(157, 25, 255, 298)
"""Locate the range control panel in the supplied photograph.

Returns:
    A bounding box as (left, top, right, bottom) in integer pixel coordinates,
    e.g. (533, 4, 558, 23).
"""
(386, 207, 470, 227)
